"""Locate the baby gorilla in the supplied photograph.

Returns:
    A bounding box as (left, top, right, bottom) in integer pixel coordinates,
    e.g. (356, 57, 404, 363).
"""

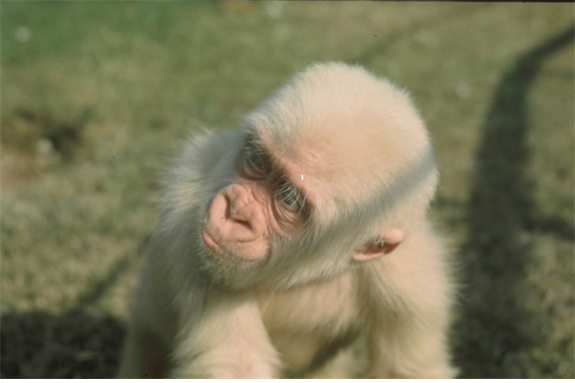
(118, 62, 457, 378)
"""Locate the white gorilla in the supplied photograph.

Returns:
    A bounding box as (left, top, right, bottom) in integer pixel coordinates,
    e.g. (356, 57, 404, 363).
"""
(118, 62, 457, 378)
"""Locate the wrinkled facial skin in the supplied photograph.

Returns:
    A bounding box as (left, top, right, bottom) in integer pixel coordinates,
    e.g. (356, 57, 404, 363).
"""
(201, 134, 309, 264)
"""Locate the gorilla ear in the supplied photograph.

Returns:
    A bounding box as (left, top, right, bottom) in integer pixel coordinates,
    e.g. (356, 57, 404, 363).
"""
(353, 228, 404, 262)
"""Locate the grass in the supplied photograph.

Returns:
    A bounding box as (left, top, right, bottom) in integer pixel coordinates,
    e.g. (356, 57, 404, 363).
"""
(1, 1, 573, 378)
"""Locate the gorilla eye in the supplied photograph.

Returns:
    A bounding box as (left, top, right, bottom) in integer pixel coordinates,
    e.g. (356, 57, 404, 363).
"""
(275, 180, 305, 212)
(244, 143, 270, 178)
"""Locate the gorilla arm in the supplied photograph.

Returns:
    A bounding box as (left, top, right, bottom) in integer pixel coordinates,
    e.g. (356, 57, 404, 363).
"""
(119, 221, 282, 379)
(117, 239, 177, 378)
(169, 288, 281, 378)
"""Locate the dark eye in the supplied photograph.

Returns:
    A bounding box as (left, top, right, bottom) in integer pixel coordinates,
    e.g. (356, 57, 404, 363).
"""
(276, 180, 304, 212)
(244, 143, 270, 178)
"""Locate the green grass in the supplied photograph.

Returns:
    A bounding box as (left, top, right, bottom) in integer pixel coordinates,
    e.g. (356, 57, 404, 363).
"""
(1, 1, 573, 378)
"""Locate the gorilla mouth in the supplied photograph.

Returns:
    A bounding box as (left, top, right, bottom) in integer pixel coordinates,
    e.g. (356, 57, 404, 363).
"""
(201, 229, 259, 265)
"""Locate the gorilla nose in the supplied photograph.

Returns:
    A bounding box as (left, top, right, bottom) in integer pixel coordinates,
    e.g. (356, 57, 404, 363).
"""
(227, 202, 265, 238)
(214, 185, 267, 241)
(228, 205, 253, 230)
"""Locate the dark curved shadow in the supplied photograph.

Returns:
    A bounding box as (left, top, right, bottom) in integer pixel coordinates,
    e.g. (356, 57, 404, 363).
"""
(74, 235, 148, 308)
(0, 237, 149, 378)
(1, 310, 125, 378)
(454, 26, 574, 378)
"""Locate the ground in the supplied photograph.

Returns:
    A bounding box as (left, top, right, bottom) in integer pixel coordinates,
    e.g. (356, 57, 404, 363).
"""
(1, 2, 573, 378)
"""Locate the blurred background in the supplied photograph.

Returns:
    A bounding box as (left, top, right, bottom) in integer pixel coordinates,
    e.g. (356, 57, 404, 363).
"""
(1, 2, 573, 378)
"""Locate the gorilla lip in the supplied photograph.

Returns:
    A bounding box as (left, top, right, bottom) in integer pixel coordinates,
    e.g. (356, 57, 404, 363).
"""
(201, 229, 258, 264)
(201, 230, 223, 254)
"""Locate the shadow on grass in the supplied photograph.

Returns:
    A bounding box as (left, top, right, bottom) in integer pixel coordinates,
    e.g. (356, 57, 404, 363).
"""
(0, 237, 148, 378)
(75, 236, 149, 308)
(453, 26, 574, 378)
(1, 310, 125, 378)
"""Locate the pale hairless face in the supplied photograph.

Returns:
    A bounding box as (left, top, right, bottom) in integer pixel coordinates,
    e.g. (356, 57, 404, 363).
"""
(202, 132, 312, 263)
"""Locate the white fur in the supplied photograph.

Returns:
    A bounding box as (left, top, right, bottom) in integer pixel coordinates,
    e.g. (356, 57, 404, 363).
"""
(118, 62, 457, 378)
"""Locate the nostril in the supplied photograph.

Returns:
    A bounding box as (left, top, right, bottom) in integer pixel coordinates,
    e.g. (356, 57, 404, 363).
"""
(226, 198, 254, 230)
(223, 195, 231, 220)
(231, 218, 252, 230)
